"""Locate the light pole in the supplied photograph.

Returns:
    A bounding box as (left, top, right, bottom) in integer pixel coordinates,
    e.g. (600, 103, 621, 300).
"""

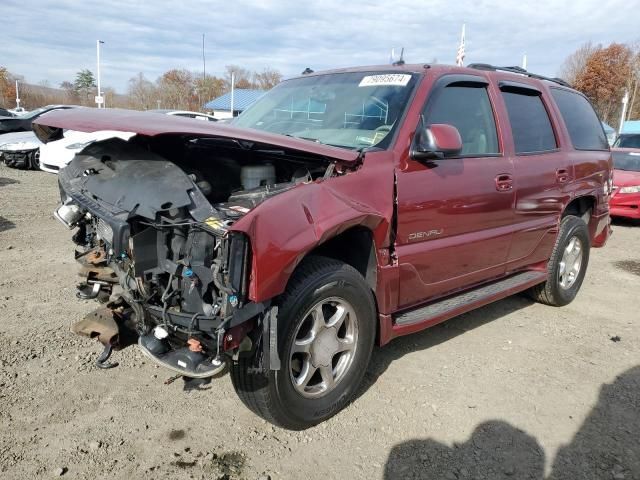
(15, 80, 20, 110)
(619, 90, 630, 136)
(96, 40, 105, 108)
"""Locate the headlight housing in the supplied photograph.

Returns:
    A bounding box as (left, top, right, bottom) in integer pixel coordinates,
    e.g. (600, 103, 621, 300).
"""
(619, 185, 640, 194)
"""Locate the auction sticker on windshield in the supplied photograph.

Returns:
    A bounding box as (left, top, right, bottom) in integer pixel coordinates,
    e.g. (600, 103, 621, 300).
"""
(359, 74, 411, 87)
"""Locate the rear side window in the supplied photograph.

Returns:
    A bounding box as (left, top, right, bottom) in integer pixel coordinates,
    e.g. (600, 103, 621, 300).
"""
(551, 88, 608, 150)
(425, 85, 499, 156)
(501, 91, 557, 154)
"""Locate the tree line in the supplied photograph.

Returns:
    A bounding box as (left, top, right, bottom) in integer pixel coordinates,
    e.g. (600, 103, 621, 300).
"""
(0, 65, 283, 112)
(559, 42, 640, 126)
(4, 44, 640, 125)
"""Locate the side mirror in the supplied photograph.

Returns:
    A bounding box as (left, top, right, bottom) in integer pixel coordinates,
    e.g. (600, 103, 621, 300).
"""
(411, 123, 462, 160)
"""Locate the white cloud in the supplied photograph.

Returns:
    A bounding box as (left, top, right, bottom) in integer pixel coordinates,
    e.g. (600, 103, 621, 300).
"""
(0, 0, 637, 92)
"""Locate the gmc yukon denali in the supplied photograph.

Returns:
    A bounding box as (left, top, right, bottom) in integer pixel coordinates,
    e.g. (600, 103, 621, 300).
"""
(33, 63, 612, 429)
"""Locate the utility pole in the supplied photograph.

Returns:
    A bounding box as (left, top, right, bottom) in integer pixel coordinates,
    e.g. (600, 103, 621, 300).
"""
(15, 80, 20, 110)
(522, 53, 527, 70)
(202, 33, 206, 82)
(627, 77, 638, 121)
(230, 72, 235, 117)
(619, 90, 630, 135)
(96, 40, 105, 108)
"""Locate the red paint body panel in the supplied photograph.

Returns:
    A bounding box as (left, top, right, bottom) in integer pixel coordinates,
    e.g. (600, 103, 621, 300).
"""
(231, 150, 396, 303)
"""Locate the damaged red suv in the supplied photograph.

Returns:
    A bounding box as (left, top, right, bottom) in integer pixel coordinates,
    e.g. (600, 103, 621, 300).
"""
(34, 63, 612, 429)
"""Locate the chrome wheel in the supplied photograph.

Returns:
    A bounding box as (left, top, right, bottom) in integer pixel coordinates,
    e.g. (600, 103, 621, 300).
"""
(289, 296, 358, 398)
(558, 236, 583, 289)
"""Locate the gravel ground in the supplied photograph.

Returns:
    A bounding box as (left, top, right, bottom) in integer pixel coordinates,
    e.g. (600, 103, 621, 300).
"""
(0, 163, 638, 480)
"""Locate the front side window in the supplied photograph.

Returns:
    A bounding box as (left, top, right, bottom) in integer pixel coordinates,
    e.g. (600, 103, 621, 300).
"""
(424, 84, 499, 156)
(502, 90, 557, 154)
(233, 72, 418, 149)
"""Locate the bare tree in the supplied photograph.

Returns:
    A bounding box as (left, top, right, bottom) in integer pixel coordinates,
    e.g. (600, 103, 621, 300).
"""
(253, 68, 283, 90)
(574, 43, 634, 124)
(156, 69, 196, 110)
(224, 65, 253, 90)
(195, 74, 226, 106)
(127, 73, 157, 110)
(558, 42, 598, 85)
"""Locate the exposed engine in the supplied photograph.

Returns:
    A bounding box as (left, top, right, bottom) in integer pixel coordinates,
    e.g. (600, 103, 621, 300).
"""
(55, 135, 333, 376)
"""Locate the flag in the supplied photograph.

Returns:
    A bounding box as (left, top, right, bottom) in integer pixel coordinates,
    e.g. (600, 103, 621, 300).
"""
(456, 24, 466, 67)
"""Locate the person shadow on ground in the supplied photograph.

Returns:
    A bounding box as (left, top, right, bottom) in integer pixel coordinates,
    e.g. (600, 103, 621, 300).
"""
(384, 366, 640, 480)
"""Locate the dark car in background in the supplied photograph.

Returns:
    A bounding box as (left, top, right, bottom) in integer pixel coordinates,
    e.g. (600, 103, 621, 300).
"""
(614, 133, 640, 149)
(0, 105, 75, 134)
(0, 108, 15, 117)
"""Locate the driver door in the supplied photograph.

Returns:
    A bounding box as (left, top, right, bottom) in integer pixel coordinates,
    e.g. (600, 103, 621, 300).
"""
(395, 75, 515, 309)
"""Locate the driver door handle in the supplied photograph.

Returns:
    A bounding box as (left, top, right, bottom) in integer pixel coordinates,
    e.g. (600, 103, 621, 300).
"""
(495, 173, 513, 192)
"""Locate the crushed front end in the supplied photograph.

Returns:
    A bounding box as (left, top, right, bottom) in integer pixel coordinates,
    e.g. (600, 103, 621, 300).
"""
(55, 135, 328, 377)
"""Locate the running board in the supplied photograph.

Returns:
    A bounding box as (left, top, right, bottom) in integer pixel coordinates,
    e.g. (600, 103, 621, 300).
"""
(394, 271, 546, 327)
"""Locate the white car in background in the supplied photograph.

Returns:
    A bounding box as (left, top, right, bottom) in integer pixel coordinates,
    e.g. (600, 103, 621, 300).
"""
(39, 130, 135, 173)
(149, 109, 218, 121)
(0, 130, 42, 169)
(39, 110, 216, 173)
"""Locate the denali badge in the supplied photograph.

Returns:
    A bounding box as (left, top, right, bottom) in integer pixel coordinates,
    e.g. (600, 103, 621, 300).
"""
(408, 229, 443, 241)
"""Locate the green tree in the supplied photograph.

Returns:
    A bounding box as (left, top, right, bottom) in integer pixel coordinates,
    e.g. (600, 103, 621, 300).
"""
(74, 69, 96, 105)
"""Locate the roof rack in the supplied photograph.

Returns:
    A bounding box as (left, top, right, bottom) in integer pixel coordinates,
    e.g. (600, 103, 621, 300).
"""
(467, 63, 571, 88)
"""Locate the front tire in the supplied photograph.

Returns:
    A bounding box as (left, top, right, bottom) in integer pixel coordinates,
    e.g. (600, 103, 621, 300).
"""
(29, 149, 40, 170)
(230, 256, 376, 430)
(528, 215, 590, 306)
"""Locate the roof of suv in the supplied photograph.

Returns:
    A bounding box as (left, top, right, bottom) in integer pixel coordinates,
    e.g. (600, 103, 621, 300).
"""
(291, 63, 573, 91)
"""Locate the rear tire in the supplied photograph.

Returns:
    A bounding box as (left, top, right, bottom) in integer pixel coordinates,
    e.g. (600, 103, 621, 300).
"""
(528, 215, 590, 306)
(230, 256, 376, 430)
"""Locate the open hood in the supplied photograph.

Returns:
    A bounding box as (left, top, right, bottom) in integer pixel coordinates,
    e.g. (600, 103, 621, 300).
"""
(32, 108, 361, 163)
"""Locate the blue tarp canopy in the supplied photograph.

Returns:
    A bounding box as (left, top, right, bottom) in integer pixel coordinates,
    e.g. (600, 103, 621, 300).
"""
(204, 89, 265, 112)
(621, 120, 640, 134)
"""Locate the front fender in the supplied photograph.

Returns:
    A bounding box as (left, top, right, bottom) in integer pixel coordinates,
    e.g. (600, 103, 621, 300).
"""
(231, 152, 395, 302)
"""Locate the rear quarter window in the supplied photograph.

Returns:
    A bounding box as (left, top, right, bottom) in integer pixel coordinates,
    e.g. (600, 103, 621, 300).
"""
(550, 88, 609, 151)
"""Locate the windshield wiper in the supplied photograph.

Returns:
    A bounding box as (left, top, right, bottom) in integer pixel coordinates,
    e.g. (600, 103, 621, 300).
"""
(284, 134, 323, 144)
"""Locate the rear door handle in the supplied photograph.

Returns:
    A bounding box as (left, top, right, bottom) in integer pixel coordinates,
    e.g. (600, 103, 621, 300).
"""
(495, 173, 513, 192)
(556, 168, 570, 183)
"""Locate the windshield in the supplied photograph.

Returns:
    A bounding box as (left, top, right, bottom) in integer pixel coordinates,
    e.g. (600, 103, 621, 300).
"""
(614, 134, 640, 149)
(23, 106, 50, 120)
(232, 71, 418, 149)
(613, 151, 640, 171)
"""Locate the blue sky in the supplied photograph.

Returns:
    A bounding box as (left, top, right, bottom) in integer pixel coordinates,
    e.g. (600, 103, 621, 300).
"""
(1, 0, 637, 92)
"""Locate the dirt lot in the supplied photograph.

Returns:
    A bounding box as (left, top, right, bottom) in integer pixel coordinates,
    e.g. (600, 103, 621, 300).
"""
(0, 163, 638, 480)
